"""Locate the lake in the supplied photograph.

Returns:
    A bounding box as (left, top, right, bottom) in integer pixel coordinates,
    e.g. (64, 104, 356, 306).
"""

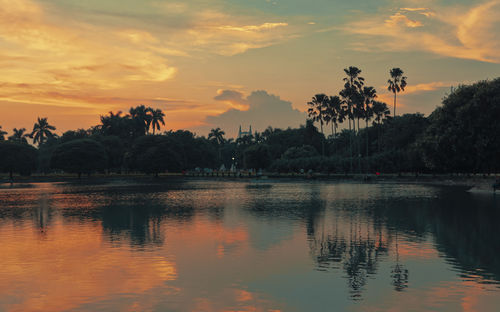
(0, 179, 499, 311)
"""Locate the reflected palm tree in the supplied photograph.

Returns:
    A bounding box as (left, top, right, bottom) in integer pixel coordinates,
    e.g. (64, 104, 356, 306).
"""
(390, 232, 409, 291)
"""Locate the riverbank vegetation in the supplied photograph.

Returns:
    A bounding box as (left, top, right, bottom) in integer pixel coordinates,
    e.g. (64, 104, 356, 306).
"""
(1, 70, 499, 178)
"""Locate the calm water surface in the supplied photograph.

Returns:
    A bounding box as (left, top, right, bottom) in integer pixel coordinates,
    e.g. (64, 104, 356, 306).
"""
(0, 179, 499, 311)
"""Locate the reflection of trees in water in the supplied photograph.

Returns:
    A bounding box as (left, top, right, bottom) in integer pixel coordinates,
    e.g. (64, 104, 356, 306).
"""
(310, 213, 389, 300)
(390, 232, 409, 292)
(99, 196, 195, 247)
(33, 194, 53, 236)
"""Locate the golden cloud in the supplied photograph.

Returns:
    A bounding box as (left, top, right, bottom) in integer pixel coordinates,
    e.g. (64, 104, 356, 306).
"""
(345, 1, 500, 63)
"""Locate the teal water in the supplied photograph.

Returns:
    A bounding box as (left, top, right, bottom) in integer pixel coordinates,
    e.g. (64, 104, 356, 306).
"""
(0, 180, 499, 311)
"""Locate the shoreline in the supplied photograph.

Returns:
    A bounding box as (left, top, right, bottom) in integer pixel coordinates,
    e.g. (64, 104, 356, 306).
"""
(1, 172, 497, 189)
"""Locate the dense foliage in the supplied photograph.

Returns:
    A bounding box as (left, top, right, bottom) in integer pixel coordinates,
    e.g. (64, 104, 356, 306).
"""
(50, 139, 107, 177)
(1, 76, 499, 178)
(0, 142, 38, 179)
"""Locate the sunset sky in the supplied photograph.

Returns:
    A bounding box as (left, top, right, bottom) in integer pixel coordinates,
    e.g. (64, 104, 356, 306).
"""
(1, 0, 500, 137)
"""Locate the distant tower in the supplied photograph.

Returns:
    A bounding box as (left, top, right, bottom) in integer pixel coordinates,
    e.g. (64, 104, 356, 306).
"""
(237, 125, 252, 139)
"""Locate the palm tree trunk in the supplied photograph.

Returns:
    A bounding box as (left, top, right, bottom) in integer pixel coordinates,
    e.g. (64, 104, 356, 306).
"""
(349, 118, 353, 173)
(393, 93, 397, 117)
(320, 122, 325, 156)
(365, 119, 370, 157)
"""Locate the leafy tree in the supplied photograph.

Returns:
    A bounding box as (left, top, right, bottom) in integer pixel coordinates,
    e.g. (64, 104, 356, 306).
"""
(419, 79, 500, 173)
(387, 68, 407, 117)
(98, 135, 126, 172)
(60, 129, 89, 143)
(50, 139, 107, 177)
(0, 141, 38, 179)
(282, 145, 319, 159)
(31, 117, 56, 146)
(8, 128, 30, 144)
(244, 144, 272, 170)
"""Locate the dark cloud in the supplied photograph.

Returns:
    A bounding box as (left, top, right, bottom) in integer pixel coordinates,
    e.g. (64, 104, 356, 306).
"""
(196, 90, 307, 137)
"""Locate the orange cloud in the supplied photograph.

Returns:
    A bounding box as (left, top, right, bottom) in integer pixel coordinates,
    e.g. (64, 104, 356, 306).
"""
(345, 1, 500, 63)
(385, 13, 424, 28)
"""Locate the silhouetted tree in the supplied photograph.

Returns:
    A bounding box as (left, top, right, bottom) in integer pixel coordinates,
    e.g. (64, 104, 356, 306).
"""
(50, 139, 107, 178)
(308, 94, 328, 155)
(0, 126, 8, 141)
(148, 108, 165, 135)
(31, 117, 56, 146)
(387, 68, 407, 117)
(208, 128, 226, 145)
(129, 105, 152, 135)
(0, 141, 38, 179)
(341, 66, 365, 171)
(244, 144, 272, 170)
(8, 128, 29, 144)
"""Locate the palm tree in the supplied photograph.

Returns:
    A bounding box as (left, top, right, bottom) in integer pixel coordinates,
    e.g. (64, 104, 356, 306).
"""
(307, 94, 328, 155)
(324, 96, 343, 138)
(342, 66, 365, 132)
(208, 128, 226, 145)
(8, 128, 30, 144)
(361, 86, 377, 158)
(341, 66, 365, 172)
(307, 94, 328, 135)
(387, 68, 407, 117)
(31, 117, 56, 146)
(372, 101, 390, 125)
(129, 105, 151, 135)
(371, 101, 390, 152)
(209, 127, 226, 164)
(0, 126, 7, 141)
(148, 108, 165, 135)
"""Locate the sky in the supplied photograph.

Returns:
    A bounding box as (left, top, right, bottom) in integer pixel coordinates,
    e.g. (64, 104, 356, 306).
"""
(1, 0, 499, 137)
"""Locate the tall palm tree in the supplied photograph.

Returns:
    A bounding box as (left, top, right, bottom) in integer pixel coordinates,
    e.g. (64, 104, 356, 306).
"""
(31, 117, 56, 146)
(342, 66, 365, 132)
(341, 66, 365, 172)
(324, 96, 343, 138)
(307, 94, 328, 155)
(8, 128, 29, 144)
(361, 86, 377, 158)
(371, 101, 390, 152)
(209, 127, 226, 164)
(129, 105, 151, 135)
(307, 94, 328, 135)
(372, 101, 390, 125)
(208, 128, 226, 145)
(387, 68, 407, 117)
(0, 126, 7, 141)
(148, 108, 165, 135)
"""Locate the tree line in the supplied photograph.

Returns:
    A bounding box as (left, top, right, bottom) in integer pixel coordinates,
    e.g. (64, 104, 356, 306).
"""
(1, 71, 499, 179)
